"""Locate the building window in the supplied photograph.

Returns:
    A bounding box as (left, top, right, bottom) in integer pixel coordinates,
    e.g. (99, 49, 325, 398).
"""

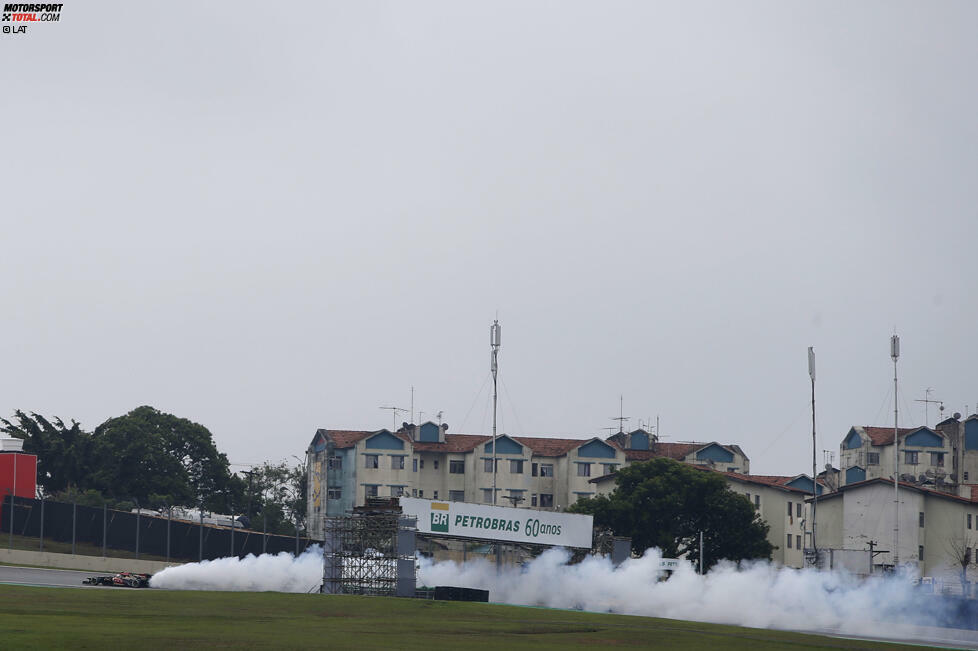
(482, 489, 493, 503)
(603, 463, 618, 475)
(540, 464, 554, 477)
(433, 491, 438, 500)
(966, 472, 970, 481)
(574, 492, 593, 502)
(532, 463, 538, 477)
(510, 459, 524, 474)
(531, 494, 538, 507)
(484, 458, 498, 472)
(919, 545, 924, 561)
(866, 452, 880, 465)
(796, 535, 801, 550)
(787, 534, 793, 549)
(931, 452, 945, 467)
(391, 456, 405, 470)
(413, 458, 418, 472)
(449, 490, 465, 502)
(919, 511, 925, 527)
(411, 488, 418, 497)
(450, 460, 465, 474)
(327, 456, 342, 470)
(420, 459, 424, 469)
(365, 485, 379, 498)
(327, 488, 342, 500)
(507, 490, 525, 505)
(969, 514, 973, 529)
(434, 460, 439, 470)
(539, 494, 554, 508)
(365, 455, 379, 469)
(391, 486, 405, 497)
(754, 495, 760, 507)
(905, 451, 919, 465)
(577, 463, 591, 477)
(787, 502, 792, 517)
(796, 503, 802, 518)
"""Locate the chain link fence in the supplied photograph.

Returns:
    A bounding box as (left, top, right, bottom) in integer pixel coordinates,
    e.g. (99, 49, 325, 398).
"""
(1, 495, 313, 563)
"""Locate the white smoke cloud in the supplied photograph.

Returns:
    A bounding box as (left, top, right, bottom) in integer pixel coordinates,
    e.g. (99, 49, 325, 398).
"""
(150, 546, 324, 593)
(150, 546, 971, 643)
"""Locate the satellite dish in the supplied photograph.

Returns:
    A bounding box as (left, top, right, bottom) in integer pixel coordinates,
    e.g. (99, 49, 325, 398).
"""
(954, 412, 962, 420)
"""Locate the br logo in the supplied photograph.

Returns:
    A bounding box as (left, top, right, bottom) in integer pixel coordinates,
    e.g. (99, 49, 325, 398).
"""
(430, 503, 449, 532)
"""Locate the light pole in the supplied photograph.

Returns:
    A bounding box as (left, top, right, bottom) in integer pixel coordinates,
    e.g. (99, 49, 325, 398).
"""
(892, 334, 901, 568)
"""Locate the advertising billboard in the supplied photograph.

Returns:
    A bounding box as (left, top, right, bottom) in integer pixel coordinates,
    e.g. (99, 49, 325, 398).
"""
(399, 497, 593, 549)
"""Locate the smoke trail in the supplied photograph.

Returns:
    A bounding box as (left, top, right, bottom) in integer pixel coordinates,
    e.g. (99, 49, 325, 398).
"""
(150, 546, 323, 593)
(150, 545, 974, 642)
(417, 548, 966, 638)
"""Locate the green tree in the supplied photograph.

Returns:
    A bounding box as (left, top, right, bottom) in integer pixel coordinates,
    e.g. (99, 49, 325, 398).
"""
(0, 411, 94, 494)
(245, 460, 307, 536)
(568, 457, 773, 570)
(89, 406, 239, 509)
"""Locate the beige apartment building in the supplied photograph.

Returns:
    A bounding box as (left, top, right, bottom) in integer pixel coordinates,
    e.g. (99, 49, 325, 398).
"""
(306, 423, 749, 538)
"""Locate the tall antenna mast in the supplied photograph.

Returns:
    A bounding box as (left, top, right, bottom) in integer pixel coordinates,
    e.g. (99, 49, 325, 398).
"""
(410, 386, 415, 426)
(378, 406, 407, 431)
(490, 319, 501, 506)
(611, 395, 630, 433)
(808, 347, 818, 560)
(891, 333, 901, 568)
(915, 388, 941, 428)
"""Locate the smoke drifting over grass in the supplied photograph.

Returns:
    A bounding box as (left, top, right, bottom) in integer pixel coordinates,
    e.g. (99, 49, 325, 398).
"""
(150, 547, 324, 593)
(152, 546, 968, 640)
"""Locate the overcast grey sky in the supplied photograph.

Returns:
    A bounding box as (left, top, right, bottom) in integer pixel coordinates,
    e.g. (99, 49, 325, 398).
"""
(2, 1, 976, 477)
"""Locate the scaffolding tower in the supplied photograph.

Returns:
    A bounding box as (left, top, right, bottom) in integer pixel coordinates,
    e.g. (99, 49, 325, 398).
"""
(321, 512, 416, 596)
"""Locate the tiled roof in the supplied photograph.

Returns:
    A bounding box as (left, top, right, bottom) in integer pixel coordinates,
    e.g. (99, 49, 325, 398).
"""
(516, 437, 589, 457)
(861, 426, 916, 446)
(317, 429, 373, 449)
(722, 472, 816, 494)
(411, 434, 490, 453)
(820, 477, 978, 504)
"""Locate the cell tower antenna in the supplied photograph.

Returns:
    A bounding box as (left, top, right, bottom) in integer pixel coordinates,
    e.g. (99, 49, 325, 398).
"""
(808, 346, 818, 559)
(490, 319, 501, 506)
(378, 406, 407, 431)
(611, 395, 630, 433)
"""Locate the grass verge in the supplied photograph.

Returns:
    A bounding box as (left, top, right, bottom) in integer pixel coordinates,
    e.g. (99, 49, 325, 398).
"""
(0, 584, 929, 649)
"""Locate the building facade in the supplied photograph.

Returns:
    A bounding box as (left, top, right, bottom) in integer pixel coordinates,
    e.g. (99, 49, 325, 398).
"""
(814, 477, 978, 583)
(306, 424, 748, 539)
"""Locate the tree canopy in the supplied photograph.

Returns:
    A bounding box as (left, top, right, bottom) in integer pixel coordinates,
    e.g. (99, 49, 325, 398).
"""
(568, 457, 773, 570)
(2, 406, 242, 511)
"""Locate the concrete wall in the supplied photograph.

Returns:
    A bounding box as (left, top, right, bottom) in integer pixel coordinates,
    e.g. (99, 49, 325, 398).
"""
(0, 548, 182, 574)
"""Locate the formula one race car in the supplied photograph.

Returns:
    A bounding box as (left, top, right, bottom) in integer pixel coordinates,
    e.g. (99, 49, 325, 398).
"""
(82, 571, 153, 588)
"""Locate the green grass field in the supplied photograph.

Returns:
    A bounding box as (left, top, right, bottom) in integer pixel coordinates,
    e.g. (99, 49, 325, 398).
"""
(0, 585, 931, 649)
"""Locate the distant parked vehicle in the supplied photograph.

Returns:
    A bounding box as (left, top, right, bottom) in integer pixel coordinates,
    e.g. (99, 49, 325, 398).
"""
(83, 572, 153, 588)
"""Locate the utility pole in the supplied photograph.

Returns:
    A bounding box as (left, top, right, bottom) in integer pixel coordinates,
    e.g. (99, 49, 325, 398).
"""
(892, 334, 901, 568)
(490, 320, 501, 505)
(808, 347, 818, 557)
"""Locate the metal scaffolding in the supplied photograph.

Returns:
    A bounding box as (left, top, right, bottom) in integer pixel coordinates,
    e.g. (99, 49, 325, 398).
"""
(321, 513, 416, 596)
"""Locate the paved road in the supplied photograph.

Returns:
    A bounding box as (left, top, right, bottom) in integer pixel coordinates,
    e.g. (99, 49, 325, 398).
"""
(0, 565, 104, 588)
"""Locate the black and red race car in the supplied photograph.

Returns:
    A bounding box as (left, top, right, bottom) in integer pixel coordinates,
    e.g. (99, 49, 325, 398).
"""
(82, 571, 153, 588)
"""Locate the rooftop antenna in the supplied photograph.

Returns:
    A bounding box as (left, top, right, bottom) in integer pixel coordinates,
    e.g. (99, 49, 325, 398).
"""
(915, 388, 941, 427)
(490, 319, 501, 506)
(808, 347, 818, 559)
(410, 386, 415, 426)
(611, 395, 630, 434)
(891, 333, 901, 568)
(378, 406, 407, 431)
(435, 410, 443, 428)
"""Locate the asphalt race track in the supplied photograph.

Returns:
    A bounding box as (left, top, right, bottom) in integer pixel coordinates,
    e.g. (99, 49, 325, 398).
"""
(0, 565, 109, 588)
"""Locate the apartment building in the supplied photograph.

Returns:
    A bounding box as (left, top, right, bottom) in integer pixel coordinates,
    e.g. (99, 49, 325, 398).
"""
(815, 477, 978, 581)
(306, 423, 749, 537)
(840, 424, 955, 490)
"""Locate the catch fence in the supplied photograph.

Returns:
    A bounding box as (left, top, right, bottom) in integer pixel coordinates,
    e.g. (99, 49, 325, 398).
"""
(1, 495, 313, 563)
